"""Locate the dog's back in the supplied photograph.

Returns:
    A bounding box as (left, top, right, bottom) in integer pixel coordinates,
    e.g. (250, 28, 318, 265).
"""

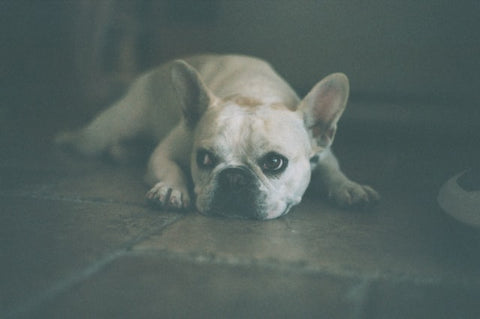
(185, 54, 300, 108)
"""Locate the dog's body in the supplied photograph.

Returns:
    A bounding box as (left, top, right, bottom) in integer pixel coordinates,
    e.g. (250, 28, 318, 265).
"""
(57, 54, 379, 219)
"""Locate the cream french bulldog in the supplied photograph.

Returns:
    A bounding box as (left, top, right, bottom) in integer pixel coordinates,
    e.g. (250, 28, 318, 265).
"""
(56, 54, 379, 219)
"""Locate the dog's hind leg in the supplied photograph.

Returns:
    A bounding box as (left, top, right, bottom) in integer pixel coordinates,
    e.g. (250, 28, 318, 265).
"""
(55, 66, 180, 162)
(55, 101, 143, 160)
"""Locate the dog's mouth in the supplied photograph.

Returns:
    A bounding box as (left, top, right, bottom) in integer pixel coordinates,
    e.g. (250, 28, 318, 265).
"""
(196, 166, 296, 220)
(200, 166, 266, 219)
(205, 192, 267, 220)
(202, 189, 272, 220)
(199, 194, 296, 220)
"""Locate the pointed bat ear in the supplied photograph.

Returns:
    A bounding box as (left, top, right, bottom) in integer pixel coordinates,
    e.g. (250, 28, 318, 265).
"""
(298, 73, 349, 148)
(170, 60, 215, 128)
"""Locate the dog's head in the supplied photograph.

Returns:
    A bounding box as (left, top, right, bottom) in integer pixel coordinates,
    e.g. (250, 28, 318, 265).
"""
(171, 60, 349, 219)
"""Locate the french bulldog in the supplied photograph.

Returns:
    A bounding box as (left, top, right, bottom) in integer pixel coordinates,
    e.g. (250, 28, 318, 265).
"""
(56, 54, 379, 219)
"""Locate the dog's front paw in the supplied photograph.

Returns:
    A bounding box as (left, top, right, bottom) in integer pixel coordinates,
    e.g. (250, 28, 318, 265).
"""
(328, 181, 380, 209)
(146, 182, 191, 210)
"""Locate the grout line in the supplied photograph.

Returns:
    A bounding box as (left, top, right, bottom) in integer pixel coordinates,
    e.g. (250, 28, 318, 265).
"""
(124, 248, 480, 288)
(4, 214, 185, 319)
(5, 250, 128, 319)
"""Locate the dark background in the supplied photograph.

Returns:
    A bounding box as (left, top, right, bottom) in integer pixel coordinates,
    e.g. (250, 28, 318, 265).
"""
(2, 1, 480, 136)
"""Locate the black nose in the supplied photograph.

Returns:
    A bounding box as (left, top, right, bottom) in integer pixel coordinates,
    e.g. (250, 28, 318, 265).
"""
(218, 167, 252, 189)
(211, 166, 260, 219)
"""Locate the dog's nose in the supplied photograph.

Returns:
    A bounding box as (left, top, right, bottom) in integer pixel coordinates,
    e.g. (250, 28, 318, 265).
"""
(218, 167, 252, 189)
(212, 166, 259, 219)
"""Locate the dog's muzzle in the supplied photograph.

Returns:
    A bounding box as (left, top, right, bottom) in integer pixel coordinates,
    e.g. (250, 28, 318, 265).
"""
(208, 166, 264, 219)
(218, 166, 253, 189)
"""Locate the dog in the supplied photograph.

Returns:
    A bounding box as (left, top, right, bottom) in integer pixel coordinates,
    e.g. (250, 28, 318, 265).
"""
(56, 54, 379, 219)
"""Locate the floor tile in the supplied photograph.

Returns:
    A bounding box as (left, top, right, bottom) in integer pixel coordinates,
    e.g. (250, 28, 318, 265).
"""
(36, 254, 361, 319)
(0, 196, 180, 316)
(364, 280, 480, 319)
(0, 160, 149, 207)
(133, 193, 480, 285)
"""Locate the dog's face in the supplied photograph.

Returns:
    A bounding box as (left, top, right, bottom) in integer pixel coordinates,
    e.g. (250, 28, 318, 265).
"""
(191, 99, 312, 219)
(171, 61, 349, 220)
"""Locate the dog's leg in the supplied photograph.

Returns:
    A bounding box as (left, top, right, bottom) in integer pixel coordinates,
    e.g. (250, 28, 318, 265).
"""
(312, 150, 380, 208)
(55, 67, 178, 162)
(144, 125, 193, 210)
(55, 99, 148, 161)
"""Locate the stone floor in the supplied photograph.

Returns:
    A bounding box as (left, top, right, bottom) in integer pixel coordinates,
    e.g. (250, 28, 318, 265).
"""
(1, 100, 480, 319)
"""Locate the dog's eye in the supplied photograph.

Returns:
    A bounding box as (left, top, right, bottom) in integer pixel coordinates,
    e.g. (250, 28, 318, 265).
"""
(197, 149, 217, 169)
(260, 152, 288, 175)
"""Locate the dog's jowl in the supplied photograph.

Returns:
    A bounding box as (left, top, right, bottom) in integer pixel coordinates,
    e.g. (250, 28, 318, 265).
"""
(56, 54, 379, 219)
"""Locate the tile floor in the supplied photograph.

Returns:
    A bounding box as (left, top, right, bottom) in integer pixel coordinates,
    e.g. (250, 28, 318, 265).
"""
(1, 102, 480, 318)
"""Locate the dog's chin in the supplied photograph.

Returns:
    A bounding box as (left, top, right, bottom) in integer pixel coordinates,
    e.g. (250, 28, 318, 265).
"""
(199, 203, 267, 220)
(197, 209, 287, 220)
(261, 201, 294, 220)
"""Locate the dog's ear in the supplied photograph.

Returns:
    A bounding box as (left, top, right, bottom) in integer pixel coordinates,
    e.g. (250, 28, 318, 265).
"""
(171, 60, 215, 128)
(298, 73, 349, 149)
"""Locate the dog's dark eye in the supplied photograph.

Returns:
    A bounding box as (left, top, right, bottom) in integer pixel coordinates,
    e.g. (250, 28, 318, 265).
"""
(260, 152, 288, 175)
(197, 149, 217, 169)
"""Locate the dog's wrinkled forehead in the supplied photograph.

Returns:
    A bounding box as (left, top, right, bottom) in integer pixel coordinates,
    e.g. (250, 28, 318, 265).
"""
(195, 99, 311, 160)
